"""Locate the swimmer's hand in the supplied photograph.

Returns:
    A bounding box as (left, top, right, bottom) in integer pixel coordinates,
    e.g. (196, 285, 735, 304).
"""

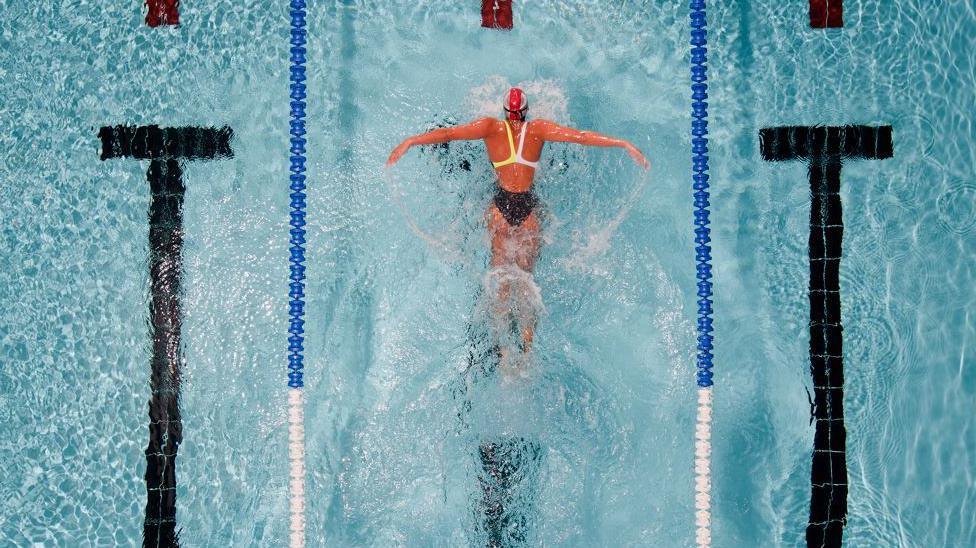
(386, 140, 413, 167)
(625, 144, 650, 170)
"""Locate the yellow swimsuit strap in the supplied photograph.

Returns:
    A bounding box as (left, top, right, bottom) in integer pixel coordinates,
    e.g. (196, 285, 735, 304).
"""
(491, 121, 518, 169)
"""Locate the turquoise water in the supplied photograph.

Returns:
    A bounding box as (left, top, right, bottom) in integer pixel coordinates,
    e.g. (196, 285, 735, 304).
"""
(1, 1, 973, 546)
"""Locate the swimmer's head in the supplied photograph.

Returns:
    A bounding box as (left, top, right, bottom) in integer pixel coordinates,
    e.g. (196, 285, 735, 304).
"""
(503, 87, 528, 121)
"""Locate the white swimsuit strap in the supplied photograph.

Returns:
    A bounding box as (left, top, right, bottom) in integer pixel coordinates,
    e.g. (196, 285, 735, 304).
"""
(516, 122, 539, 168)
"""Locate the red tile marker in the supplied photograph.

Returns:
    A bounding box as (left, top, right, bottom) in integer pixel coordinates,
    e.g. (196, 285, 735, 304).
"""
(810, 0, 842, 28)
(146, 0, 180, 27)
(482, 0, 513, 30)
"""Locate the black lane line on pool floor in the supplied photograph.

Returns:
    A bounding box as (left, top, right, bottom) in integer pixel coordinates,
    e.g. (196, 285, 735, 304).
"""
(759, 125, 892, 548)
(99, 125, 233, 547)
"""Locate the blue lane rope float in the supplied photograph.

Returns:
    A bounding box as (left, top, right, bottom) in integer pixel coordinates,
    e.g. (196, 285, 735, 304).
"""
(689, 1, 714, 547)
(288, 0, 308, 390)
(287, 1, 308, 547)
(690, 0, 713, 390)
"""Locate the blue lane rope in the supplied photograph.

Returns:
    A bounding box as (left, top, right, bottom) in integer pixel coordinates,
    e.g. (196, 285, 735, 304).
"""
(690, 0, 714, 388)
(288, 0, 308, 389)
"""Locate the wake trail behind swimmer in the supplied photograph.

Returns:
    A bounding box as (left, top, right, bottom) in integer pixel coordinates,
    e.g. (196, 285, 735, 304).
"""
(386, 87, 650, 374)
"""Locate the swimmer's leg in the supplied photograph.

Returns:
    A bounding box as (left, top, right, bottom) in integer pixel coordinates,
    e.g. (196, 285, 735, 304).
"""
(512, 213, 541, 354)
(488, 207, 542, 358)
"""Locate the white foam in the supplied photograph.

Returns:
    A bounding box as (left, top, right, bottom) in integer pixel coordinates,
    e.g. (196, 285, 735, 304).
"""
(465, 76, 572, 123)
(481, 265, 546, 319)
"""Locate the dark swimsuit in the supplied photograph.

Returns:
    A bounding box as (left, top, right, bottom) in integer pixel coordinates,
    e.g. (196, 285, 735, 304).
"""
(493, 188, 538, 226)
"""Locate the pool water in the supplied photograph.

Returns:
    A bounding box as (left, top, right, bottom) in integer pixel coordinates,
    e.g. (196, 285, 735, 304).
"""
(1, 1, 973, 546)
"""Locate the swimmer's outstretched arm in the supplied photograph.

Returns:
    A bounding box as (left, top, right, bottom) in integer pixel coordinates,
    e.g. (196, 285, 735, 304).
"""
(386, 118, 494, 166)
(536, 119, 650, 170)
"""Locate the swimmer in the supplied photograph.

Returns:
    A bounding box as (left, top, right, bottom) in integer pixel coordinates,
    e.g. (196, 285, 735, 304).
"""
(387, 88, 649, 367)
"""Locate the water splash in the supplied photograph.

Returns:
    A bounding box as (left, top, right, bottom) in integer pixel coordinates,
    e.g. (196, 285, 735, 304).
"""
(383, 167, 467, 264)
(556, 157, 651, 273)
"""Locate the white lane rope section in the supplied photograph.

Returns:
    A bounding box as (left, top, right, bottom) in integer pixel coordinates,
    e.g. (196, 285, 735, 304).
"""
(288, 388, 306, 548)
(695, 386, 713, 547)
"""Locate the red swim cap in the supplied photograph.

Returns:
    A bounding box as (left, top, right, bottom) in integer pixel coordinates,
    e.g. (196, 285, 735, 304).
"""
(503, 87, 528, 121)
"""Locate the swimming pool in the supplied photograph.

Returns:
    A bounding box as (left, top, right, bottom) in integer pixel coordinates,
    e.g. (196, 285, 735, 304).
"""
(0, 1, 973, 546)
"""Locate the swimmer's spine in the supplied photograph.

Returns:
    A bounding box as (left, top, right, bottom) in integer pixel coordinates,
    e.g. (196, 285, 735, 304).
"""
(690, 1, 713, 547)
(287, 1, 308, 547)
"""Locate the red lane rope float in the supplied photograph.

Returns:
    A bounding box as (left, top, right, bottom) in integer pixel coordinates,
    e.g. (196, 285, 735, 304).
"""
(481, 0, 514, 30)
(810, 0, 843, 28)
(145, 0, 180, 27)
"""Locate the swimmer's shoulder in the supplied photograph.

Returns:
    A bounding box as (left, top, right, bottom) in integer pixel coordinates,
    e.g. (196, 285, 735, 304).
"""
(528, 118, 558, 137)
(473, 117, 505, 132)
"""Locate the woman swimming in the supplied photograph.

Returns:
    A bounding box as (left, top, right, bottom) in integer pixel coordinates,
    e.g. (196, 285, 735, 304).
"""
(386, 87, 649, 367)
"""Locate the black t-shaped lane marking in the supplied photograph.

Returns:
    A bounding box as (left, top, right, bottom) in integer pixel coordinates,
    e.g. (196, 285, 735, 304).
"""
(99, 125, 233, 547)
(760, 125, 892, 548)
